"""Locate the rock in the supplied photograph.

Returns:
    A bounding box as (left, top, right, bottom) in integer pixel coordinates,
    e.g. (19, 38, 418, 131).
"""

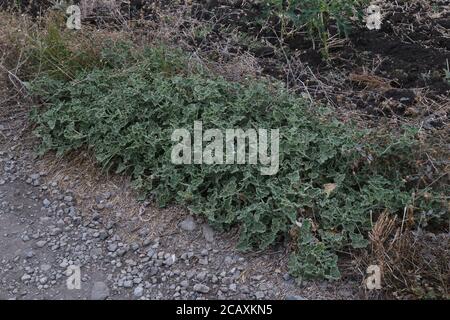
(224, 256, 233, 265)
(107, 243, 117, 252)
(92, 212, 101, 221)
(116, 248, 127, 257)
(125, 259, 137, 266)
(285, 295, 307, 300)
(21, 274, 31, 282)
(91, 281, 110, 300)
(148, 267, 159, 277)
(179, 216, 197, 231)
(40, 264, 52, 272)
(147, 249, 156, 258)
(90, 247, 103, 257)
(138, 227, 149, 237)
(255, 291, 265, 299)
(133, 286, 144, 297)
(39, 277, 48, 285)
(164, 255, 176, 266)
(36, 240, 47, 248)
(202, 224, 215, 243)
(180, 280, 189, 288)
(24, 249, 34, 259)
(50, 227, 62, 236)
(196, 271, 207, 281)
(193, 283, 210, 294)
(99, 230, 109, 240)
(43, 199, 51, 207)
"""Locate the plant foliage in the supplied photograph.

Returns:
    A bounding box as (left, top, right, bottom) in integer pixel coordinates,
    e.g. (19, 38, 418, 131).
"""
(262, 0, 368, 56)
(30, 43, 445, 280)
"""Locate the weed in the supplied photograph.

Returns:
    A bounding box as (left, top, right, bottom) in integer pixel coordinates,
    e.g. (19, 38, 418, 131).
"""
(25, 12, 103, 80)
(29, 43, 447, 280)
(262, 0, 368, 57)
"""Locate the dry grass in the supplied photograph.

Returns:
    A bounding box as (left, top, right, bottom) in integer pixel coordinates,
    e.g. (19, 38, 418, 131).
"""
(359, 211, 449, 299)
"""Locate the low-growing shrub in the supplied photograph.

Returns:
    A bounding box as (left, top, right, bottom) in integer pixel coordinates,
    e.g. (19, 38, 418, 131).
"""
(30, 43, 446, 280)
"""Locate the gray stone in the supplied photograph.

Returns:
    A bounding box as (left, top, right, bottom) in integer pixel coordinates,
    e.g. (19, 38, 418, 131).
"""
(196, 271, 207, 281)
(148, 267, 159, 276)
(283, 273, 291, 281)
(50, 227, 62, 236)
(164, 255, 176, 266)
(39, 277, 48, 285)
(91, 281, 110, 300)
(285, 295, 307, 300)
(180, 280, 189, 288)
(36, 240, 47, 248)
(21, 274, 31, 281)
(43, 199, 51, 207)
(224, 256, 233, 265)
(30, 173, 40, 180)
(202, 224, 215, 243)
(40, 264, 52, 272)
(90, 247, 103, 256)
(147, 249, 156, 258)
(133, 286, 144, 297)
(193, 283, 210, 294)
(179, 216, 197, 231)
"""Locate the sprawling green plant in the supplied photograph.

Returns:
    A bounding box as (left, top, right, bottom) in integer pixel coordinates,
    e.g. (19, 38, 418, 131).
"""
(262, 0, 368, 56)
(30, 43, 445, 280)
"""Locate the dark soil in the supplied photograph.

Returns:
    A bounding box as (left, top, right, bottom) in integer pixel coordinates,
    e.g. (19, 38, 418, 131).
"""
(3, 1, 449, 123)
(175, 0, 449, 121)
